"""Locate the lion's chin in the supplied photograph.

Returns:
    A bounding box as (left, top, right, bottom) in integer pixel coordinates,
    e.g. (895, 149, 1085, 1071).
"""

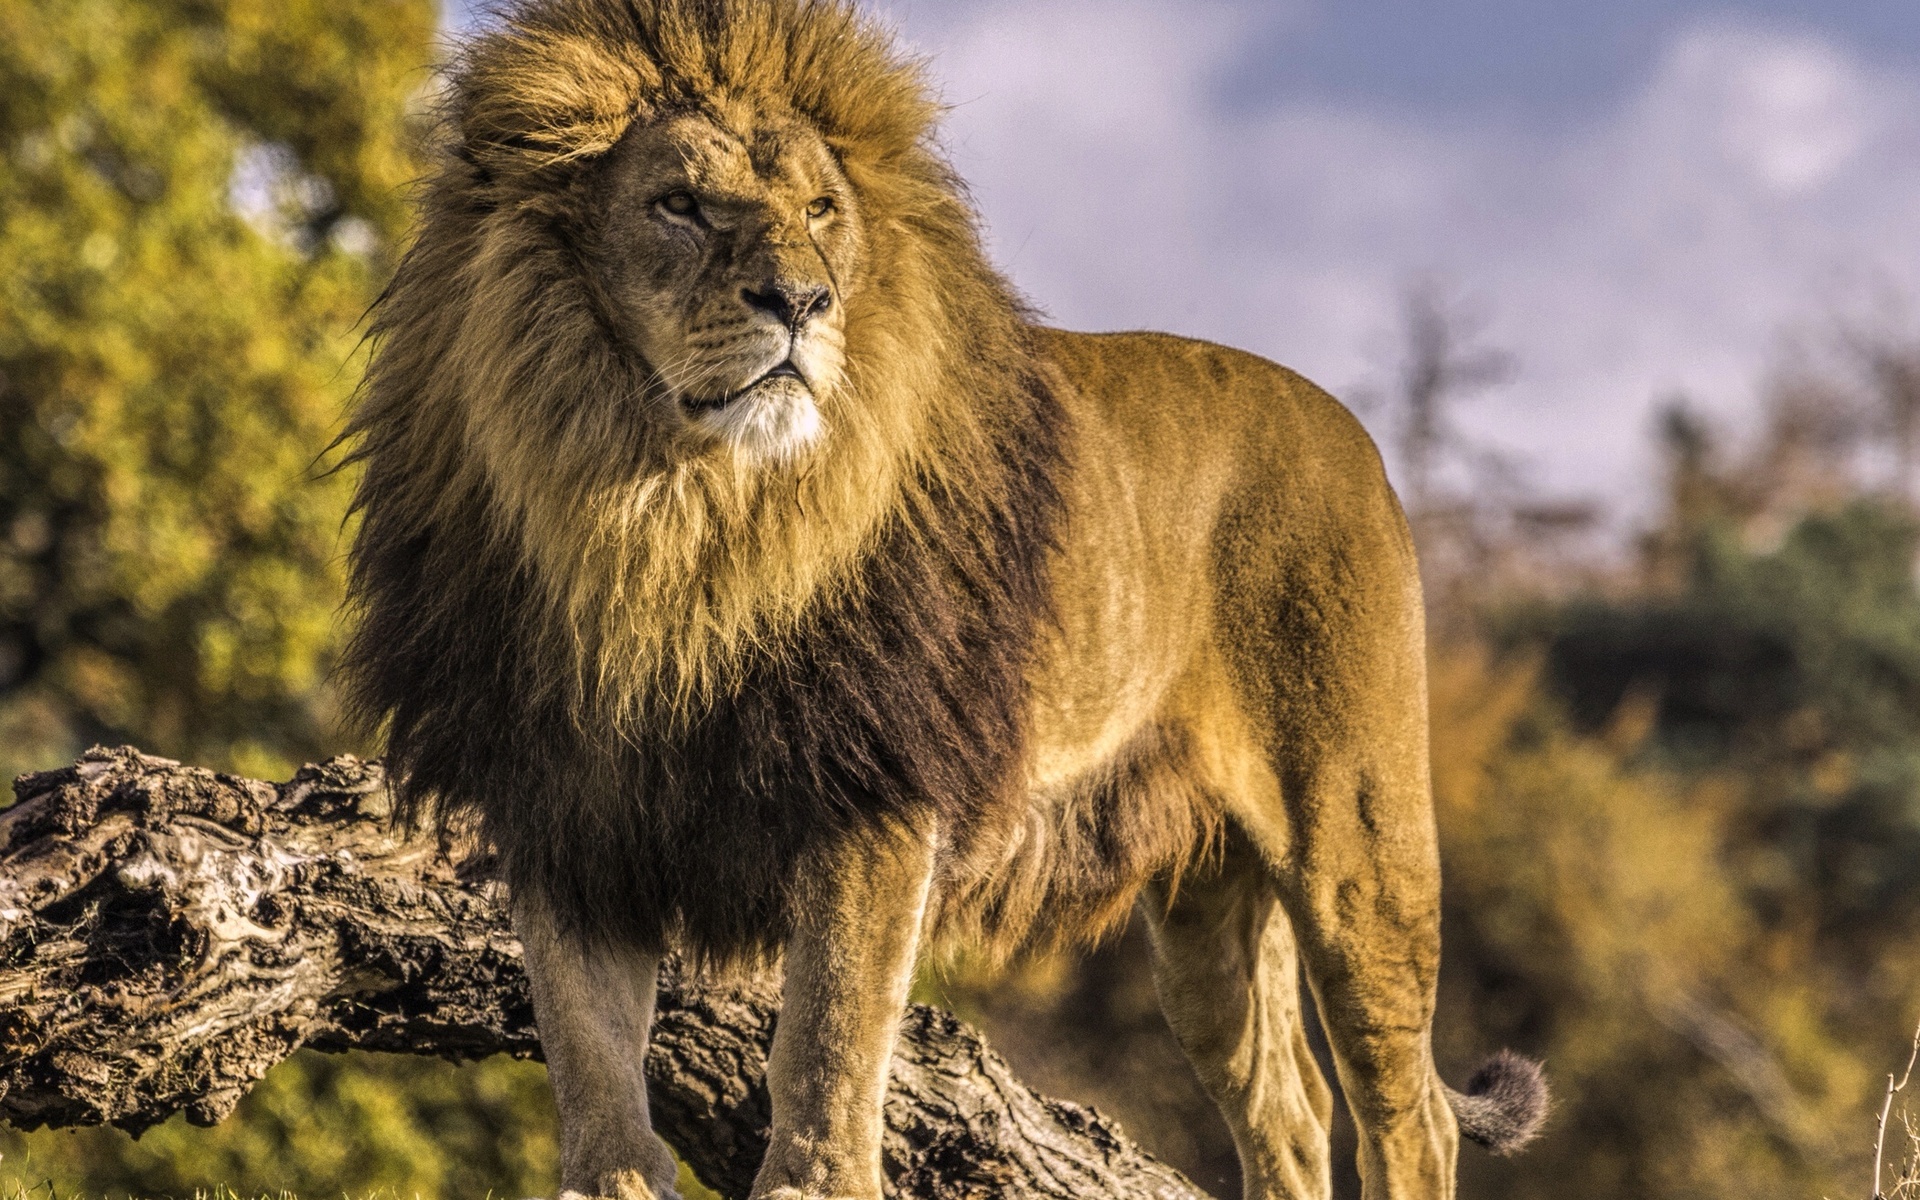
(684, 376, 825, 464)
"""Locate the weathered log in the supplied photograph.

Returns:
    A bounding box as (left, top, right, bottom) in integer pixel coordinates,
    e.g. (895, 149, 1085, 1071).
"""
(0, 746, 1207, 1200)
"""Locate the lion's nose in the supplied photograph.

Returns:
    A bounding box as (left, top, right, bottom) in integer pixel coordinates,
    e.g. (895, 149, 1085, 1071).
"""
(742, 282, 832, 328)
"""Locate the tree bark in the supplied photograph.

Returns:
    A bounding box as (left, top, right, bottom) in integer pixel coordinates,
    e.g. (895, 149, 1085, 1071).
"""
(0, 746, 1208, 1200)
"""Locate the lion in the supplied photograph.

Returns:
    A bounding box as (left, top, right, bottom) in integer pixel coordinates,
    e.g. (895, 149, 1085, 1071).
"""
(340, 1, 1549, 1197)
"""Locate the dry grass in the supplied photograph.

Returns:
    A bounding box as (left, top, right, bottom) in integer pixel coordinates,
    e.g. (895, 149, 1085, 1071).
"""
(1879, 1112, 1920, 1199)
(1857, 1022, 1920, 1200)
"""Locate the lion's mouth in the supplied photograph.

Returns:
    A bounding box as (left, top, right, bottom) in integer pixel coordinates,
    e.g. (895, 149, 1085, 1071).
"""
(682, 361, 805, 414)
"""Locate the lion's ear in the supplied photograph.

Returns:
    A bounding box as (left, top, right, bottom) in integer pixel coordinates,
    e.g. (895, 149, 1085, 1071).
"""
(454, 29, 653, 175)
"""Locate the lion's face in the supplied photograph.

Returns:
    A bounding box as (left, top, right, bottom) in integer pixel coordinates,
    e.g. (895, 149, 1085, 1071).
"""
(592, 109, 867, 464)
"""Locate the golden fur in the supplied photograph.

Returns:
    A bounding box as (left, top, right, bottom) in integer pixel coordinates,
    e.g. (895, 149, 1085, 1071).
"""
(342, 2, 1548, 1197)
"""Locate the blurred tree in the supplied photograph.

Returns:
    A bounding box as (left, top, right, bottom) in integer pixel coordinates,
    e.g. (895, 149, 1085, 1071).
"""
(1456, 359, 1920, 1199)
(1548, 452, 1920, 959)
(1849, 327, 1920, 501)
(1431, 646, 1861, 1200)
(0, 1, 599, 1194)
(1355, 280, 1600, 627)
(0, 0, 428, 784)
(1383, 280, 1517, 515)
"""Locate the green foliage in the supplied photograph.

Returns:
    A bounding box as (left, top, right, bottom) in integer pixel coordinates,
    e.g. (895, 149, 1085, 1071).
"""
(1436, 496, 1920, 1199)
(1430, 650, 1857, 1200)
(0, 1053, 559, 1198)
(1539, 500, 1920, 945)
(0, 0, 601, 1194)
(0, 0, 431, 783)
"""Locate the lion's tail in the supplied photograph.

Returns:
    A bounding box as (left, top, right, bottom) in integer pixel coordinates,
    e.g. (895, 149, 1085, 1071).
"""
(1442, 1049, 1549, 1155)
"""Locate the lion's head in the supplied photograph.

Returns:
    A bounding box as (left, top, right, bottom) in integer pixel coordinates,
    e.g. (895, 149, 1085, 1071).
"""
(349, 0, 1043, 723)
(590, 105, 864, 463)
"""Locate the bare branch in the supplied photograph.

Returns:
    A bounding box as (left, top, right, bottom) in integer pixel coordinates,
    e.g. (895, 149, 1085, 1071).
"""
(1873, 1021, 1920, 1199)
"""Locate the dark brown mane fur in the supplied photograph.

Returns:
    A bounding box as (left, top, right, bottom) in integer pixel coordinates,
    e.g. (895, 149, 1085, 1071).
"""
(340, 0, 1071, 962)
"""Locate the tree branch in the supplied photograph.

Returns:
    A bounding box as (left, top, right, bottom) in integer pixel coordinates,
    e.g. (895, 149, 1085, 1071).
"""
(0, 746, 1207, 1200)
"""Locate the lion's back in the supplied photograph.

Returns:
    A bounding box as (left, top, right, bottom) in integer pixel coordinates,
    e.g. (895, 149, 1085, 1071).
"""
(1035, 327, 1389, 500)
(1032, 325, 1410, 631)
(1020, 322, 1419, 793)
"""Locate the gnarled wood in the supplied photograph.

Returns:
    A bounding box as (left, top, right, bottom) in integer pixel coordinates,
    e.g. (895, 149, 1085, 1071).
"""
(0, 746, 1208, 1200)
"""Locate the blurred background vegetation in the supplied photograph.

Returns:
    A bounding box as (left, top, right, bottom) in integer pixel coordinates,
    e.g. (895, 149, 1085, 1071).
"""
(3, 0, 1920, 1198)
(0, 0, 574, 1194)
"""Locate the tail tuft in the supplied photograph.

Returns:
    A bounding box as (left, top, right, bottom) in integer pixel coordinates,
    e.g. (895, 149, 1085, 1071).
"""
(1444, 1049, 1549, 1156)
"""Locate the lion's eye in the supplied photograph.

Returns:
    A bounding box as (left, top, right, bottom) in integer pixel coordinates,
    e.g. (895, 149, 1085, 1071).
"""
(658, 191, 701, 220)
(805, 196, 835, 219)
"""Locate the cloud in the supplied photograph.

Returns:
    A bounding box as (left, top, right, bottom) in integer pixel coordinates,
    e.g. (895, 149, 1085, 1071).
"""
(1664, 23, 1877, 194)
(878, 2, 1920, 505)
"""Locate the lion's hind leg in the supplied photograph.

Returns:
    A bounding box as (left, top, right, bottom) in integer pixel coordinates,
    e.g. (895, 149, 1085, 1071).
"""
(1141, 830, 1335, 1200)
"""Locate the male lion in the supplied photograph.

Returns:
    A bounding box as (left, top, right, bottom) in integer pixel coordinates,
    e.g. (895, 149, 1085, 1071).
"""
(342, 1, 1548, 1197)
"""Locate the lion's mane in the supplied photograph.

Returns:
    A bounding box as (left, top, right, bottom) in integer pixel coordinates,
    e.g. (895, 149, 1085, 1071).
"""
(342, 0, 1068, 960)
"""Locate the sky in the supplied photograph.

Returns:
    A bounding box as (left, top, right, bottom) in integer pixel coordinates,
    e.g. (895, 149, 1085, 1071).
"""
(453, 0, 1920, 510)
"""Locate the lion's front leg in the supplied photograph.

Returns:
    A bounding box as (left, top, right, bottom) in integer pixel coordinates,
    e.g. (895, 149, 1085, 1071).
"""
(514, 893, 681, 1200)
(751, 828, 937, 1200)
